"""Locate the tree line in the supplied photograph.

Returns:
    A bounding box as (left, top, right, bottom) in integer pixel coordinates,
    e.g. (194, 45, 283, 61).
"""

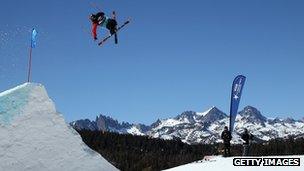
(76, 130, 304, 171)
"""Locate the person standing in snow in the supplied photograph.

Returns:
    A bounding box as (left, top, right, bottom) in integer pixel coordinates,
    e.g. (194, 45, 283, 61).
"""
(89, 12, 117, 40)
(221, 126, 232, 157)
(241, 128, 254, 156)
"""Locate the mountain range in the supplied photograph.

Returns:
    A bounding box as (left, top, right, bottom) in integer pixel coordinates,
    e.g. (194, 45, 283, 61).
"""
(70, 106, 304, 144)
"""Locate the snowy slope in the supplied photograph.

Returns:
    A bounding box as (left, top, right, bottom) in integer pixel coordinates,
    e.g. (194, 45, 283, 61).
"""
(165, 155, 304, 171)
(0, 83, 118, 171)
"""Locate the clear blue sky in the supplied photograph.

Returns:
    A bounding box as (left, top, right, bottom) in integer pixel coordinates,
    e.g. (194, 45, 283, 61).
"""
(1, 0, 303, 124)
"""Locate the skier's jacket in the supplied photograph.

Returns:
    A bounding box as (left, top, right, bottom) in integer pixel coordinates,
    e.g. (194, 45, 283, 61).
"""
(241, 132, 253, 145)
(221, 130, 232, 144)
(91, 12, 110, 39)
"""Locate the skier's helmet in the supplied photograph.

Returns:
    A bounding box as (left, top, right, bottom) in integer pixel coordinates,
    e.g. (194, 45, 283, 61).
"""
(90, 14, 97, 22)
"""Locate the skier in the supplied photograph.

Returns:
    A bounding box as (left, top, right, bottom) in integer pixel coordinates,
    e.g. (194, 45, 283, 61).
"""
(90, 12, 117, 40)
(221, 126, 232, 157)
(241, 128, 254, 156)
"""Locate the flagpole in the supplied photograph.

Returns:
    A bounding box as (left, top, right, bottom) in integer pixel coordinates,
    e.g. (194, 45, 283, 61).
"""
(27, 47, 33, 82)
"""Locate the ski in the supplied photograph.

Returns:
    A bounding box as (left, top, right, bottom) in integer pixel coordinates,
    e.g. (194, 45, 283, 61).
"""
(112, 11, 118, 44)
(98, 20, 130, 46)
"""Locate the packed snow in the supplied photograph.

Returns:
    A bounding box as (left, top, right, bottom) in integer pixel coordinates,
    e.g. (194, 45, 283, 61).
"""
(0, 83, 118, 171)
(165, 155, 304, 171)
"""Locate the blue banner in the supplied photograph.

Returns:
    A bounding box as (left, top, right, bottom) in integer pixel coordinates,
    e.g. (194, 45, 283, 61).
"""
(31, 28, 37, 48)
(229, 75, 246, 132)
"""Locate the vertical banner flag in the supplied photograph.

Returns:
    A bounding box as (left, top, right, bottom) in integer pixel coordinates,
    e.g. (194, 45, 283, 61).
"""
(229, 75, 246, 132)
(27, 28, 37, 82)
(31, 29, 37, 48)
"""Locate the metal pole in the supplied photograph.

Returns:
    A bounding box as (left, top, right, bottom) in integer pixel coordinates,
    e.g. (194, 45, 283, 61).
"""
(27, 47, 33, 82)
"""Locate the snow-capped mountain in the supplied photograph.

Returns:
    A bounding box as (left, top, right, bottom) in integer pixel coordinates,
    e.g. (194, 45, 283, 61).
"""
(0, 83, 118, 171)
(71, 106, 304, 144)
(71, 114, 150, 136)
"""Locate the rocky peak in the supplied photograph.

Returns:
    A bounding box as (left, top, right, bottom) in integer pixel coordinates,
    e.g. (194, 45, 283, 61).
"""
(200, 107, 227, 123)
(175, 111, 196, 123)
(283, 117, 296, 124)
(150, 119, 162, 128)
(239, 106, 267, 124)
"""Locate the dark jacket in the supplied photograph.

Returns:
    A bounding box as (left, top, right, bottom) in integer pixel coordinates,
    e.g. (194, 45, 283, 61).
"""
(241, 132, 253, 145)
(221, 130, 232, 144)
(90, 12, 117, 39)
(90, 12, 105, 24)
(90, 12, 106, 39)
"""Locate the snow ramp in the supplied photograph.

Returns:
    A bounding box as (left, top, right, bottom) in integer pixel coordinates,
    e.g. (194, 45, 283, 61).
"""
(0, 83, 118, 171)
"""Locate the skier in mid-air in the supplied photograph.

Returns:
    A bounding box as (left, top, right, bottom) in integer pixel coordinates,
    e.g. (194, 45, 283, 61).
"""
(90, 12, 117, 40)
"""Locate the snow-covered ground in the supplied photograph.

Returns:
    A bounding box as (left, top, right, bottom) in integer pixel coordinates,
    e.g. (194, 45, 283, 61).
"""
(165, 155, 304, 171)
(0, 83, 118, 171)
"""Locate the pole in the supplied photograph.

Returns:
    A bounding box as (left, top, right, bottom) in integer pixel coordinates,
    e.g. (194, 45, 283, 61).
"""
(113, 11, 118, 44)
(27, 47, 33, 82)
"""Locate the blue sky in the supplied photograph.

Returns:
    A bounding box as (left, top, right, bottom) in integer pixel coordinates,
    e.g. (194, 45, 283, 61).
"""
(0, 0, 303, 124)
